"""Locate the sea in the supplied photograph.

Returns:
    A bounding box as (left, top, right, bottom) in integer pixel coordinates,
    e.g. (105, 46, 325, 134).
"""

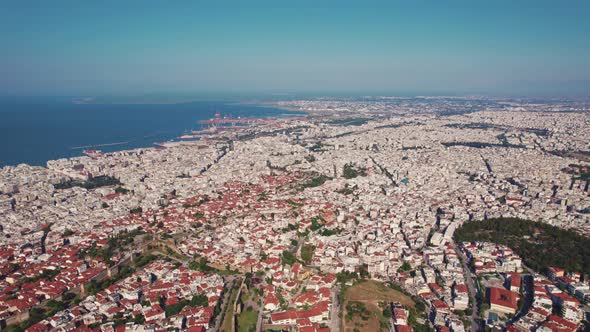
(0, 97, 301, 167)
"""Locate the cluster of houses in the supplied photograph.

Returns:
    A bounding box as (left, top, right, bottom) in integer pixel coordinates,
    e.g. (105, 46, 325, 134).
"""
(547, 267, 590, 304)
(420, 244, 469, 332)
(1, 102, 589, 332)
(264, 270, 335, 330)
(27, 260, 224, 331)
(460, 242, 524, 326)
(0, 233, 118, 326)
(388, 303, 413, 332)
(505, 271, 581, 332)
(460, 242, 588, 331)
(460, 242, 523, 276)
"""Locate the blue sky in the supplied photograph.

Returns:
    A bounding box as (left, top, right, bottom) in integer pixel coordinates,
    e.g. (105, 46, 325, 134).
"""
(1, 1, 589, 97)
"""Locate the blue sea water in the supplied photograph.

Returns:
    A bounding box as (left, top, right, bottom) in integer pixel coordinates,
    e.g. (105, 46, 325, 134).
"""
(0, 97, 299, 167)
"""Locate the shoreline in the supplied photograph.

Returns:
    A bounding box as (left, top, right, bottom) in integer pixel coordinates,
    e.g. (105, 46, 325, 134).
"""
(0, 102, 308, 170)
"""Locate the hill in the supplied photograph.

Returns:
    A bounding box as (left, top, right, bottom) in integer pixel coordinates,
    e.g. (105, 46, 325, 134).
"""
(454, 218, 590, 274)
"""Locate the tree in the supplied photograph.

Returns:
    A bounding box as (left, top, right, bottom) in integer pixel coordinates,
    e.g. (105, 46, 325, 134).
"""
(302, 175, 331, 188)
(281, 251, 297, 266)
(62, 292, 77, 302)
(455, 217, 590, 274)
(398, 261, 412, 272)
(343, 163, 359, 179)
(301, 244, 315, 264)
(309, 217, 324, 231)
(47, 300, 65, 311)
(383, 306, 392, 318)
(133, 314, 145, 324)
(190, 294, 209, 307)
(359, 264, 370, 279)
(115, 186, 129, 194)
(336, 271, 358, 284)
(189, 257, 211, 272)
(165, 300, 189, 317)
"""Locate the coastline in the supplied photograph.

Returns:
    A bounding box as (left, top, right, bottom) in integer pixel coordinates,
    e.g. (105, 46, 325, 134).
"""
(0, 101, 307, 170)
(235, 100, 310, 115)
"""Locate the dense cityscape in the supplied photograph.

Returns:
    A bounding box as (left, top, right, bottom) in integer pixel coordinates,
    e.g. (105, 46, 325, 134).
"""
(0, 96, 589, 332)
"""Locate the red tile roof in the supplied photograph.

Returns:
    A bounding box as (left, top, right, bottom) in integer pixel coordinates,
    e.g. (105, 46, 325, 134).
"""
(488, 287, 518, 310)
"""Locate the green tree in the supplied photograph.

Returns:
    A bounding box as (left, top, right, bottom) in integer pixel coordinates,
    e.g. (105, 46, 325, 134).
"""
(301, 244, 316, 264)
(281, 251, 297, 266)
(190, 294, 209, 307)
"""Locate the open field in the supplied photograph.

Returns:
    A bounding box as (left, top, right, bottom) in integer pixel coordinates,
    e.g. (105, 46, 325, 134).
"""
(345, 280, 415, 306)
(341, 280, 415, 332)
(343, 301, 387, 332)
(237, 307, 258, 332)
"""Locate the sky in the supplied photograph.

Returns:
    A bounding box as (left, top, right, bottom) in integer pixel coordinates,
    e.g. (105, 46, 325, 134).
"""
(1, 0, 590, 97)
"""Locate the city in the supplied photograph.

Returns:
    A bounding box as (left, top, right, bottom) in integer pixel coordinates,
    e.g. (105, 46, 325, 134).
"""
(2, 2, 590, 331)
(0, 97, 589, 332)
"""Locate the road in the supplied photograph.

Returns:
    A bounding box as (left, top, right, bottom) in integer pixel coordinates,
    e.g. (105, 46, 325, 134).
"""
(508, 274, 533, 325)
(329, 285, 341, 332)
(211, 276, 240, 331)
(506, 263, 537, 326)
(455, 245, 480, 332)
(255, 301, 264, 332)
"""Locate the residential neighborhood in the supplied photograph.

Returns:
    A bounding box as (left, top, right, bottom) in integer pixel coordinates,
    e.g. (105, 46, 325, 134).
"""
(0, 97, 589, 331)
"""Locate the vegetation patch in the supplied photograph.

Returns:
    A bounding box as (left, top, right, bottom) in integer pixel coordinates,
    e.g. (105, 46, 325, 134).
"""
(342, 163, 367, 179)
(326, 117, 372, 126)
(302, 175, 331, 188)
(344, 280, 415, 307)
(563, 164, 590, 181)
(281, 250, 297, 266)
(54, 175, 121, 190)
(341, 281, 415, 332)
(319, 227, 343, 237)
(300, 244, 316, 264)
(304, 155, 316, 162)
(237, 306, 258, 332)
(308, 142, 326, 152)
(220, 280, 242, 332)
(336, 184, 356, 195)
(115, 186, 129, 194)
(345, 301, 370, 321)
(442, 141, 525, 149)
(454, 217, 590, 274)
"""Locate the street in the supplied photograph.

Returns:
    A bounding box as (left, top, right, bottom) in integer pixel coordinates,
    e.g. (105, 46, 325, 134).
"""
(508, 274, 534, 324)
(329, 285, 341, 332)
(455, 245, 480, 332)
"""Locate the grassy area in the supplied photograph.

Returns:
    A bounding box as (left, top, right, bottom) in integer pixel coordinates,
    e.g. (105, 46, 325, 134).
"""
(220, 281, 241, 332)
(237, 306, 258, 332)
(341, 280, 415, 332)
(54, 175, 121, 190)
(326, 117, 372, 126)
(344, 301, 388, 332)
(345, 280, 415, 307)
(300, 244, 315, 264)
